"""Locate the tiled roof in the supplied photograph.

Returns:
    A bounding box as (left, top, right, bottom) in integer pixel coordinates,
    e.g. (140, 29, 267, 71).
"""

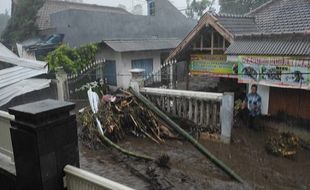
(226, 33, 310, 56)
(103, 38, 181, 52)
(36, 1, 129, 30)
(50, 0, 196, 47)
(248, 0, 310, 33)
(214, 14, 259, 35)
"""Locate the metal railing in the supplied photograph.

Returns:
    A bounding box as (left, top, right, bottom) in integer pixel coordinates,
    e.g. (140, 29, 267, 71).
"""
(0, 111, 14, 162)
(64, 165, 134, 190)
(140, 88, 224, 132)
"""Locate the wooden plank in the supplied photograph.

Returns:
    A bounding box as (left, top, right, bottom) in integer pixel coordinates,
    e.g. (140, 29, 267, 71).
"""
(186, 60, 190, 90)
(200, 34, 203, 51)
(211, 30, 214, 55)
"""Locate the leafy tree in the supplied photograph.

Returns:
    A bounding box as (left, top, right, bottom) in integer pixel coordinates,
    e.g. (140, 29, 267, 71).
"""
(1, 0, 44, 45)
(0, 10, 10, 36)
(219, 0, 269, 15)
(186, 0, 212, 19)
(46, 44, 98, 74)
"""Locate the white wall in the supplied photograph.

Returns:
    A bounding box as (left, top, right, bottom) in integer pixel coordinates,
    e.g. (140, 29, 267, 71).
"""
(247, 84, 270, 115)
(96, 47, 162, 89)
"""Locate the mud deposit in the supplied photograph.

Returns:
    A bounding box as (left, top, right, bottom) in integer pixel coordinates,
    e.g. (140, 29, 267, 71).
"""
(79, 126, 310, 190)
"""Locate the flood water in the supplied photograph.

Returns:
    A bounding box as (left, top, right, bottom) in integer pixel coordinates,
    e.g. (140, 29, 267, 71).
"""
(78, 124, 310, 190)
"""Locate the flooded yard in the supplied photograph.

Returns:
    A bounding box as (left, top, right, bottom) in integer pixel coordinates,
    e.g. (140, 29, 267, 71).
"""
(79, 124, 310, 190)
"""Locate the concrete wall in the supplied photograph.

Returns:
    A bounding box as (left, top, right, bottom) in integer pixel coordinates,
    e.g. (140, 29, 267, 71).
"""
(96, 46, 162, 89)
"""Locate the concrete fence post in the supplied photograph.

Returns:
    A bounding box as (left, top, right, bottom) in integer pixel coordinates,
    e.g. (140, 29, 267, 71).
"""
(9, 99, 79, 190)
(129, 69, 145, 92)
(56, 69, 69, 101)
(220, 93, 234, 144)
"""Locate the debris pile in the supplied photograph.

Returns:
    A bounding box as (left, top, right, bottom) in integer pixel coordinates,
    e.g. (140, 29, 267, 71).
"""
(79, 90, 174, 145)
(265, 132, 300, 158)
(79, 88, 244, 183)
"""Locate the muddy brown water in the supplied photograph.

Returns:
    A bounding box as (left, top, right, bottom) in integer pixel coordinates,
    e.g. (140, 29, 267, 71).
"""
(79, 125, 310, 190)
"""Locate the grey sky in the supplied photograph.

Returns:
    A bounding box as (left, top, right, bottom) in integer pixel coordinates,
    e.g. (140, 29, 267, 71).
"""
(0, 0, 219, 15)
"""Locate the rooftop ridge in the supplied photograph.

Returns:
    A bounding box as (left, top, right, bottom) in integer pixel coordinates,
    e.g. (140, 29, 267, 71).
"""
(212, 13, 254, 18)
(47, 0, 129, 13)
(234, 31, 310, 39)
(103, 38, 180, 42)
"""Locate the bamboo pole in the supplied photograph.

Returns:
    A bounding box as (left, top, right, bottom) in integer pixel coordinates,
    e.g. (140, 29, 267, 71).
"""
(97, 133, 154, 161)
(129, 88, 244, 183)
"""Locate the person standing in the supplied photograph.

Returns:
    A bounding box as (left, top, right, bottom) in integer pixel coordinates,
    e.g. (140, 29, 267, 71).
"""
(243, 84, 262, 129)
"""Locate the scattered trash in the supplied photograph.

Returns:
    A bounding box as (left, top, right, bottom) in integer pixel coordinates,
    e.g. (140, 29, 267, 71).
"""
(265, 132, 300, 158)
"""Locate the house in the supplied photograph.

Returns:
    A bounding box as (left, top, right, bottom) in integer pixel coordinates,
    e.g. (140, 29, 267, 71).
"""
(35, 0, 196, 89)
(166, 0, 310, 119)
(36, 0, 129, 35)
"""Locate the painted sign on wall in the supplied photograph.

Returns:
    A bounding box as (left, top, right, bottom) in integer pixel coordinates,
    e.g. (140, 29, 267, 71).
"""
(238, 56, 310, 89)
(190, 55, 238, 77)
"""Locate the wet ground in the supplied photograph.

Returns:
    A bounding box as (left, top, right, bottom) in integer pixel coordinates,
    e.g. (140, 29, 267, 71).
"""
(79, 124, 310, 190)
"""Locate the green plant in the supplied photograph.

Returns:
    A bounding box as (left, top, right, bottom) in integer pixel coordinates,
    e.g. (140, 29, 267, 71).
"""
(1, 0, 45, 45)
(0, 10, 10, 36)
(46, 44, 98, 74)
(186, 0, 211, 19)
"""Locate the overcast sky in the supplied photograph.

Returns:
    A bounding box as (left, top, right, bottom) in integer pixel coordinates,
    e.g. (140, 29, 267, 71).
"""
(0, 0, 219, 15)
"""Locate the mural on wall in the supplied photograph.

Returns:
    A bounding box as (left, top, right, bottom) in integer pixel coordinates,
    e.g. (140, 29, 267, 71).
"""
(238, 56, 310, 89)
(190, 55, 238, 78)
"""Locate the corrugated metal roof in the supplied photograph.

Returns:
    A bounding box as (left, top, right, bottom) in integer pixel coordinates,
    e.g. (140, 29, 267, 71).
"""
(0, 66, 48, 88)
(0, 43, 46, 69)
(0, 43, 49, 106)
(226, 33, 310, 56)
(0, 79, 50, 107)
(103, 38, 181, 52)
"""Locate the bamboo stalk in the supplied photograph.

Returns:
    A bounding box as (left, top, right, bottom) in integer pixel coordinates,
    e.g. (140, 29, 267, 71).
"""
(97, 132, 155, 161)
(129, 88, 244, 183)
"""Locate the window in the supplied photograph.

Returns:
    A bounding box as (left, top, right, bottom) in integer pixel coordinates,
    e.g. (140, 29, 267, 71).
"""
(148, 0, 155, 16)
(104, 60, 117, 86)
(132, 59, 154, 77)
(96, 60, 117, 86)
